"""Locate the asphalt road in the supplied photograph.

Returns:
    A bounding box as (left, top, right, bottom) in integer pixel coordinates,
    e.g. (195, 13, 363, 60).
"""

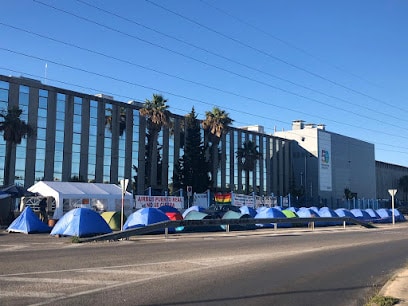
(1, 224, 408, 306)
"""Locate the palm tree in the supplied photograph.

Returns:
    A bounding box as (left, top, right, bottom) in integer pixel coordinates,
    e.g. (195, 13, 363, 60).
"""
(139, 94, 171, 189)
(236, 140, 262, 194)
(0, 106, 33, 186)
(105, 106, 126, 136)
(202, 107, 233, 190)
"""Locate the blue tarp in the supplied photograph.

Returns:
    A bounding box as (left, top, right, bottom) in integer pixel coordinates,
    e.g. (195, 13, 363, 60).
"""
(123, 208, 170, 231)
(50, 208, 112, 237)
(7, 206, 51, 234)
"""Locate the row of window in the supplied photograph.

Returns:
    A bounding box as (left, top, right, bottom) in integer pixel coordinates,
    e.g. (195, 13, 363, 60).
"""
(0, 79, 282, 195)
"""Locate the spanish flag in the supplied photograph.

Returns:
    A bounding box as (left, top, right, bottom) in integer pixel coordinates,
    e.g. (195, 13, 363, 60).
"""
(215, 192, 232, 203)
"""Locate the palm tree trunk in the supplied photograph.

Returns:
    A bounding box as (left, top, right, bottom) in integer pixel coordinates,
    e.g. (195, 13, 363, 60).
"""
(150, 132, 158, 189)
(3, 141, 12, 186)
(211, 143, 218, 190)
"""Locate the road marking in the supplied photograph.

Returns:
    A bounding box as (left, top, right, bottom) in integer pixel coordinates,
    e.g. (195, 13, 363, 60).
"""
(0, 292, 64, 298)
(0, 276, 120, 285)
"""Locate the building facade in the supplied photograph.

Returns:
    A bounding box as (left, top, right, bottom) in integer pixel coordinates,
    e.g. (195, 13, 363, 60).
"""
(376, 161, 408, 202)
(274, 120, 377, 206)
(0, 75, 293, 200)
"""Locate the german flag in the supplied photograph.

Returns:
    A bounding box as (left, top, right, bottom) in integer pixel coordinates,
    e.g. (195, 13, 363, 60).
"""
(215, 192, 232, 203)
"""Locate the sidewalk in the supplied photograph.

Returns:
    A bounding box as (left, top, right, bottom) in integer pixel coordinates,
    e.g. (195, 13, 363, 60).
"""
(379, 267, 408, 305)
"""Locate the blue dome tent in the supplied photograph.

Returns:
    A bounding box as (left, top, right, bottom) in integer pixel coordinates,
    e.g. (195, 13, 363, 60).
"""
(350, 209, 372, 222)
(123, 208, 170, 232)
(239, 205, 257, 217)
(318, 207, 341, 226)
(50, 208, 112, 237)
(7, 206, 51, 234)
(255, 207, 290, 228)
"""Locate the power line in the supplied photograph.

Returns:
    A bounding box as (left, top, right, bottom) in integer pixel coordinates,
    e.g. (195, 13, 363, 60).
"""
(1, 48, 408, 146)
(145, 0, 408, 115)
(0, 66, 287, 132)
(68, 0, 408, 124)
(13, 3, 408, 132)
(2, 21, 407, 132)
(199, 0, 390, 92)
(2, 66, 408, 161)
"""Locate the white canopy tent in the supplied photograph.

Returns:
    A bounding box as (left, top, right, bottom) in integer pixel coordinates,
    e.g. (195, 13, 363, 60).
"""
(28, 181, 134, 219)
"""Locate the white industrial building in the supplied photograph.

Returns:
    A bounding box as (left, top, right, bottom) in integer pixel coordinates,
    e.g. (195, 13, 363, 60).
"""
(274, 120, 376, 207)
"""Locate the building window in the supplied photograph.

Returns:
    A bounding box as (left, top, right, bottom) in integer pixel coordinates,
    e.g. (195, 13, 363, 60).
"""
(14, 85, 29, 186)
(103, 103, 112, 183)
(71, 97, 82, 180)
(54, 93, 65, 181)
(88, 100, 98, 182)
(35, 89, 48, 182)
(0, 81, 9, 183)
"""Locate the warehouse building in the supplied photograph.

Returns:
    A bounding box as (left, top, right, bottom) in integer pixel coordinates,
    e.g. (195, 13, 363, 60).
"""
(274, 120, 377, 206)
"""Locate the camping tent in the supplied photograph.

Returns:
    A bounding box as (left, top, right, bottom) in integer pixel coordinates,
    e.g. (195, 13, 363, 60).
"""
(123, 208, 170, 231)
(157, 205, 182, 220)
(390, 209, 406, 222)
(297, 208, 326, 226)
(7, 206, 51, 234)
(50, 208, 112, 237)
(239, 205, 257, 217)
(221, 210, 256, 231)
(28, 181, 134, 219)
(335, 208, 355, 218)
(255, 207, 290, 228)
(182, 205, 205, 218)
(101, 211, 127, 231)
(318, 207, 341, 226)
(281, 209, 298, 218)
(365, 208, 381, 222)
(350, 209, 372, 221)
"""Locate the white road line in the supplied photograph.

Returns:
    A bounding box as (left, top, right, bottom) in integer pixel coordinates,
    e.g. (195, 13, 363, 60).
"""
(0, 276, 120, 285)
(0, 291, 64, 298)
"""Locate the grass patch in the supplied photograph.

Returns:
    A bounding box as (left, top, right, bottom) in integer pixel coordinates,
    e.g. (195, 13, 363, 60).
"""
(71, 236, 81, 243)
(365, 295, 400, 306)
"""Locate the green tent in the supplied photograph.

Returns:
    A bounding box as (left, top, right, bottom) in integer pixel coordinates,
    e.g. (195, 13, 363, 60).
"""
(281, 209, 298, 218)
(101, 211, 127, 231)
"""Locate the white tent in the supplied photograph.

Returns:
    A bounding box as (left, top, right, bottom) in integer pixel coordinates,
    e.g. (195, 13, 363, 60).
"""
(28, 181, 134, 219)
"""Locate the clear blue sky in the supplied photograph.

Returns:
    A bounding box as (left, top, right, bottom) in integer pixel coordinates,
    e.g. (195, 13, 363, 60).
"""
(1, 0, 408, 166)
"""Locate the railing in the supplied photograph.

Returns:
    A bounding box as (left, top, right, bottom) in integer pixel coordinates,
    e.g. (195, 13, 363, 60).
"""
(79, 217, 375, 243)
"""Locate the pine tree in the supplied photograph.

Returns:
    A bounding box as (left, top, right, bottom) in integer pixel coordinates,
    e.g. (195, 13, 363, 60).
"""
(175, 108, 210, 193)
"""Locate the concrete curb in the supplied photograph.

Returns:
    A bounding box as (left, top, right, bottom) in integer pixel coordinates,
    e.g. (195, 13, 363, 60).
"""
(379, 267, 408, 305)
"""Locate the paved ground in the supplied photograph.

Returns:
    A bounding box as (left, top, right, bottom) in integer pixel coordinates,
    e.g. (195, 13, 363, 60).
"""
(2, 223, 408, 305)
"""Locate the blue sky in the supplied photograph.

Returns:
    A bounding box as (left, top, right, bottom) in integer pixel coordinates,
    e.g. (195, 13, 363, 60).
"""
(1, 0, 408, 166)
